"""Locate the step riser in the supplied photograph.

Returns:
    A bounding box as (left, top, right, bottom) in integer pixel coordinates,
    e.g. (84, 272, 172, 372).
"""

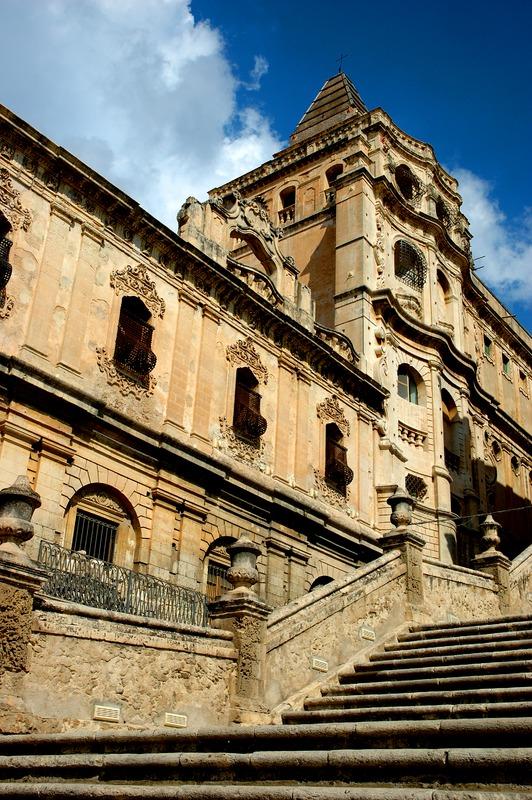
(1, 749, 530, 787)
(283, 702, 532, 725)
(370, 642, 532, 663)
(325, 673, 532, 695)
(361, 650, 532, 671)
(400, 621, 532, 643)
(0, 784, 530, 799)
(308, 687, 532, 710)
(341, 661, 532, 683)
(388, 630, 532, 651)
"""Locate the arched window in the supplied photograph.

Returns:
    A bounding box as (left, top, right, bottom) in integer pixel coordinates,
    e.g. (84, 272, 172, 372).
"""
(435, 196, 450, 226)
(325, 164, 343, 186)
(325, 422, 353, 496)
(442, 389, 460, 473)
(0, 213, 13, 311)
(309, 575, 334, 592)
(278, 186, 296, 225)
(395, 165, 419, 201)
(113, 296, 156, 386)
(233, 367, 267, 444)
(398, 365, 422, 405)
(437, 269, 452, 327)
(394, 240, 427, 290)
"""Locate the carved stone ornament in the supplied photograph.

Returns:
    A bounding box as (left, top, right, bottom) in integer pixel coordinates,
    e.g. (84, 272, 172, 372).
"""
(397, 292, 422, 320)
(313, 469, 353, 515)
(316, 395, 350, 436)
(96, 347, 156, 399)
(374, 204, 386, 287)
(226, 338, 268, 384)
(0, 168, 32, 231)
(110, 264, 165, 319)
(0, 295, 14, 319)
(315, 323, 357, 363)
(218, 417, 267, 471)
(77, 487, 127, 517)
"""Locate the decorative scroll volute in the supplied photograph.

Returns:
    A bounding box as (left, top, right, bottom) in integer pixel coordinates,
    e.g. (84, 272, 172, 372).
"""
(0, 168, 32, 231)
(110, 265, 165, 319)
(316, 395, 350, 436)
(226, 337, 268, 384)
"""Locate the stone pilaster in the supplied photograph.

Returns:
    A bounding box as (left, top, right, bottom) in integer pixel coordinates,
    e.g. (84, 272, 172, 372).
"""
(209, 535, 271, 724)
(0, 476, 48, 673)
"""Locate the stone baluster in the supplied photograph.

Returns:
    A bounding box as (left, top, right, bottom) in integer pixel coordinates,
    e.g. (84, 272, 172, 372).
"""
(0, 476, 48, 672)
(208, 535, 271, 723)
(473, 514, 510, 613)
(381, 486, 425, 611)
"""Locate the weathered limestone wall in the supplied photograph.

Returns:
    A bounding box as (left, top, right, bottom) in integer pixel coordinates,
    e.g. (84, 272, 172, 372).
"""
(0, 599, 236, 734)
(509, 544, 532, 615)
(265, 551, 407, 710)
(424, 558, 500, 621)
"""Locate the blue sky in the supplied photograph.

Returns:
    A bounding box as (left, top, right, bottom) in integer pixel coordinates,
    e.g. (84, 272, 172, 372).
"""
(1, 0, 531, 330)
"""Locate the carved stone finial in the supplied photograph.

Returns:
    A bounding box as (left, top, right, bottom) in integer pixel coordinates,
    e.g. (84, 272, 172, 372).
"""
(0, 476, 41, 554)
(225, 535, 261, 596)
(478, 513, 502, 555)
(387, 485, 414, 531)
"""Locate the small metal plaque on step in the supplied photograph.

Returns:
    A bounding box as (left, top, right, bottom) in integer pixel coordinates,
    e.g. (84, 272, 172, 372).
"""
(164, 713, 188, 728)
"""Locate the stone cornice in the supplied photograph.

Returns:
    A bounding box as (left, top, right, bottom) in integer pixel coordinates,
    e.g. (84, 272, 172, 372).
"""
(372, 289, 531, 452)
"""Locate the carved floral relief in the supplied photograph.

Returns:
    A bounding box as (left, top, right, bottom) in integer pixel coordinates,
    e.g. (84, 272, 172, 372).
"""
(316, 395, 350, 436)
(0, 168, 32, 231)
(96, 347, 156, 399)
(226, 337, 269, 384)
(110, 264, 166, 319)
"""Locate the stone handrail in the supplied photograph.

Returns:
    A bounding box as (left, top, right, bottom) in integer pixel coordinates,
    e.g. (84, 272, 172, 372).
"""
(509, 543, 532, 614)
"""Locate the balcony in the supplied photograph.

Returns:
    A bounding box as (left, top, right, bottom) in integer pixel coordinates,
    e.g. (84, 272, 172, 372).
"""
(38, 540, 209, 627)
(278, 205, 295, 225)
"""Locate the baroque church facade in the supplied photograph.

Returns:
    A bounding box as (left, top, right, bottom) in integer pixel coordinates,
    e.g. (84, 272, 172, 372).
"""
(0, 73, 530, 611)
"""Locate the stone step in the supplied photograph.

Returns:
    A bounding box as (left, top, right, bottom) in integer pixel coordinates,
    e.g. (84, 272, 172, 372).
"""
(408, 615, 532, 636)
(324, 671, 532, 696)
(0, 784, 529, 799)
(0, 748, 530, 787)
(1, 719, 530, 755)
(389, 628, 532, 651)
(282, 700, 532, 725)
(399, 617, 532, 643)
(339, 659, 532, 684)
(308, 685, 532, 711)
(370, 639, 532, 663)
(362, 647, 532, 671)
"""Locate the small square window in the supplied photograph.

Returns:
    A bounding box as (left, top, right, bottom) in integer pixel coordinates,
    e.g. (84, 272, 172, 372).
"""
(519, 370, 528, 393)
(483, 336, 492, 358)
(502, 353, 511, 377)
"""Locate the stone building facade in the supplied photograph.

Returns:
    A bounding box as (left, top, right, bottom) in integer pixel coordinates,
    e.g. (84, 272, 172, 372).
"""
(0, 72, 530, 616)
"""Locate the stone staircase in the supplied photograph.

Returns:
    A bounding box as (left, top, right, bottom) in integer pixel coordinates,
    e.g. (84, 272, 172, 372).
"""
(0, 614, 530, 798)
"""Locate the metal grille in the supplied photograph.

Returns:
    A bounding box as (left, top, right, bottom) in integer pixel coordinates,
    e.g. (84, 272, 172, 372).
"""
(233, 383, 267, 442)
(71, 510, 117, 562)
(325, 439, 354, 494)
(405, 473, 428, 500)
(394, 240, 427, 290)
(38, 540, 209, 627)
(0, 237, 13, 289)
(206, 560, 231, 601)
(113, 302, 156, 384)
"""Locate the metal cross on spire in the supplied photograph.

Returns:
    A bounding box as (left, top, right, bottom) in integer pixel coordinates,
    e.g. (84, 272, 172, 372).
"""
(337, 53, 349, 73)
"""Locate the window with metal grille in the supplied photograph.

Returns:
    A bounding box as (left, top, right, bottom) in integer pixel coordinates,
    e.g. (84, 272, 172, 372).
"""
(394, 240, 427, 290)
(405, 473, 428, 501)
(206, 560, 231, 601)
(233, 367, 267, 444)
(71, 510, 118, 563)
(325, 423, 354, 496)
(0, 214, 13, 310)
(395, 165, 419, 201)
(113, 296, 156, 385)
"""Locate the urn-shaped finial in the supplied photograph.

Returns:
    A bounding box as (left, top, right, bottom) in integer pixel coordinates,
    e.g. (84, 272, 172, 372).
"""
(387, 485, 414, 531)
(478, 513, 502, 555)
(226, 535, 261, 595)
(0, 476, 41, 551)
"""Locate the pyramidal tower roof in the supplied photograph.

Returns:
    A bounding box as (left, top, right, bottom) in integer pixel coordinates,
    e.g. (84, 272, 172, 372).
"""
(291, 72, 367, 144)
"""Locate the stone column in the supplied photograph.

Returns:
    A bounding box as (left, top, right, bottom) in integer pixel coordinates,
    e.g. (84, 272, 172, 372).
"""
(473, 514, 511, 614)
(0, 477, 48, 673)
(382, 486, 425, 612)
(209, 536, 271, 724)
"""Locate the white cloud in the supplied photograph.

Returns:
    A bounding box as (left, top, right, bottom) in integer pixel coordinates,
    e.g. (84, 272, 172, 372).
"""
(454, 168, 532, 307)
(0, 0, 282, 227)
(244, 55, 269, 91)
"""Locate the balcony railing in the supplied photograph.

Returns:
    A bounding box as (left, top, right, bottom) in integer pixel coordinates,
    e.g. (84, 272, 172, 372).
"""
(38, 540, 209, 627)
(278, 205, 295, 225)
(0, 236, 13, 289)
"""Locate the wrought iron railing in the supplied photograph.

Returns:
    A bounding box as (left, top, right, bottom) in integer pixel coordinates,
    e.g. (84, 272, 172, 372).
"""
(37, 541, 209, 627)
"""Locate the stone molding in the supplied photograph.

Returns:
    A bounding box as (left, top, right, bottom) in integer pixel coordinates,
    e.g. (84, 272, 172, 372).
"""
(110, 264, 165, 319)
(316, 395, 350, 436)
(217, 417, 267, 472)
(96, 346, 156, 399)
(226, 337, 269, 384)
(0, 168, 31, 231)
(313, 469, 352, 515)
